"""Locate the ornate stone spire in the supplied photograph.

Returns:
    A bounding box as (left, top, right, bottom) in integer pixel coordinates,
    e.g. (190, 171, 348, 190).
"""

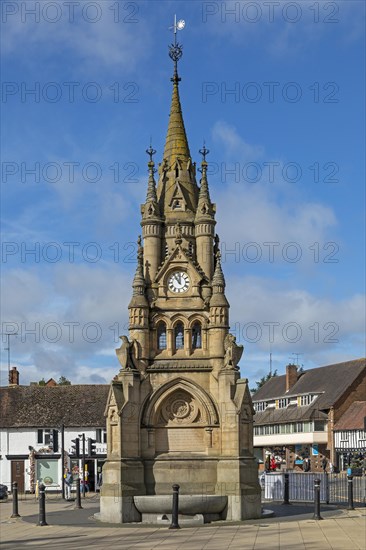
(195, 144, 215, 221)
(156, 25, 199, 219)
(142, 145, 161, 219)
(162, 46, 191, 168)
(212, 250, 226, 291)
(146, 145, 158, 202)
(132, 236, 145, 296)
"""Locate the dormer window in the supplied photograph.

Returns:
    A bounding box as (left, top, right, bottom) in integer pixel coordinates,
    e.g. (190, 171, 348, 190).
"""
(172, 200, 181, 210)
(300, 394, 316, 406)
(277, 398, 289, 409)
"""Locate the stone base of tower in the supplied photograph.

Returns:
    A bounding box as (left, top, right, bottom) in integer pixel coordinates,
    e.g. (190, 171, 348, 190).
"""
(217, 457, 262, 520)
(99, 459, 144, 523)
(99, 455, 261, 524)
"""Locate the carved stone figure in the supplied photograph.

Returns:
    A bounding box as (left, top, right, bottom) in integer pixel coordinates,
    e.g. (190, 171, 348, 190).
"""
(116, 335, 138, 371)
(224, 333, 244, 370)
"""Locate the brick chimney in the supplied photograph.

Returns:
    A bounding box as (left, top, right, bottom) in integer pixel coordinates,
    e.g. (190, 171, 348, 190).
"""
(286, 363, 298, 391)
(8, 366, 19, 386)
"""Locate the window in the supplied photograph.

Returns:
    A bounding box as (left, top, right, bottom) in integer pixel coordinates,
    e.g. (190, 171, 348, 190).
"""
(359, 430, 366, 441)
(96, 429, 107, 444)
(340, 431, 349, 441)
(254, 402, 267, 412)
(300, 394, 316, 406)
(37, 429, 52, 445)
(174, 322, 184, 349)
(157, 322, 167, 350)
(314, 421, 326, 432)
(37, 459, 59, 486)
(277, 398, 289, 409)
(191, 322, 202, 349)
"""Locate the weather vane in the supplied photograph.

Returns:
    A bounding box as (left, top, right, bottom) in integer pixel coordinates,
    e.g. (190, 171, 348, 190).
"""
(169, 15, 185, 75)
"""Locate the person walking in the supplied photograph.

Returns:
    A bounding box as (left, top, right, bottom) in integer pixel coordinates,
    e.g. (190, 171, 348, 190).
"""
(64, 468, 73, 500)
(321, 456, 328, 473)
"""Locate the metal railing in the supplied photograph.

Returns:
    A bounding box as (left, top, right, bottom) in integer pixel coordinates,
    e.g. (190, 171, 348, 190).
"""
(261, 472, 366, 504)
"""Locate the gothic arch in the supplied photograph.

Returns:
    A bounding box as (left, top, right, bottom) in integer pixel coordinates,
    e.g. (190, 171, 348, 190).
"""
(187, 314, 208, 329)
(141, 377, 219, 428)
(170, 314, 188, 328)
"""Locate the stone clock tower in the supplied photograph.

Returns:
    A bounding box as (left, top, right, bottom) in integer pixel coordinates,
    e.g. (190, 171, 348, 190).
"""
(100, 35, 261, 524)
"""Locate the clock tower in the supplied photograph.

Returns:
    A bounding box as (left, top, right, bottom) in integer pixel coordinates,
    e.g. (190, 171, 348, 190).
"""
(100, 35, 261, 524)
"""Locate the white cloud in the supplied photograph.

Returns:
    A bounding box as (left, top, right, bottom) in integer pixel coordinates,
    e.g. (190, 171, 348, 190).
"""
(212, 121, 264, 161)
(211, 122, 338, 262)
(227, 275, 365, 356)
(201, 0, 364, 56)
(2, 3, 150, 75)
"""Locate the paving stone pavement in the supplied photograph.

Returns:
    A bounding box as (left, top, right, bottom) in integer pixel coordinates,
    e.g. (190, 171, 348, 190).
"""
(0, 495, 365, 549)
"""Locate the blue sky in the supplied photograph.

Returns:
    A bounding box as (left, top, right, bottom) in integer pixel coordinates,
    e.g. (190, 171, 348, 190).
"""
(1, 0, 365, 386)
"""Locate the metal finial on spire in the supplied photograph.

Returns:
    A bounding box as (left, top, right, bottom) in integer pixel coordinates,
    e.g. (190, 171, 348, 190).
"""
(146, 143, 156, 163)
(199, 143, 210, 162)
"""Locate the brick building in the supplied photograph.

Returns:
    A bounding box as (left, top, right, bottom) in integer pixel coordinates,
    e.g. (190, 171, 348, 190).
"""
(252, 359, 365, 472)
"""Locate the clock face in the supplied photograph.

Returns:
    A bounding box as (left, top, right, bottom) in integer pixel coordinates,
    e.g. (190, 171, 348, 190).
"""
(168, 271, 190, 293)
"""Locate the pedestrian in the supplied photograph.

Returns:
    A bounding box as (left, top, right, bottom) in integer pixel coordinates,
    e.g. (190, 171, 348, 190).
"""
(270, 455, 277, 471)
(64, 468, 73, 500)
(303, 457, 310, 472)
(321, 456, 328, 472)
(265, 455, 271, 473)
(329, 461, 334, 474)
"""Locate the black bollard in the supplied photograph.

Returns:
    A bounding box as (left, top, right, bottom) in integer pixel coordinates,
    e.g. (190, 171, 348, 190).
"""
(169, 484, 180, 529)
(281, 473, 291, 505)
(74, 478, 83, 509)
(347, 475, 355, 510)
(313, 478, 323, 520)
(37, 483, 48, 526)
(11, 481, 20, 518)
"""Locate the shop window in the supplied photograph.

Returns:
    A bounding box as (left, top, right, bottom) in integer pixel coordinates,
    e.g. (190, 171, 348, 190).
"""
(174, 322, 184, 349)
(191, 322, 202, 349)
(157, 322, 167, 350)
(37, 458, 58, 486)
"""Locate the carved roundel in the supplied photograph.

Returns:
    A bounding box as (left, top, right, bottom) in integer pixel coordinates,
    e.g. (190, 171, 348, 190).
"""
(161, 391, 199, 424)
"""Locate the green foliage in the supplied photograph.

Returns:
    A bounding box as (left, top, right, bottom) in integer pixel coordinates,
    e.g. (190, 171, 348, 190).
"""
(57, 375, 71, 385)
(250, 370, 278, 394)
(38, 378, 46, 386)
